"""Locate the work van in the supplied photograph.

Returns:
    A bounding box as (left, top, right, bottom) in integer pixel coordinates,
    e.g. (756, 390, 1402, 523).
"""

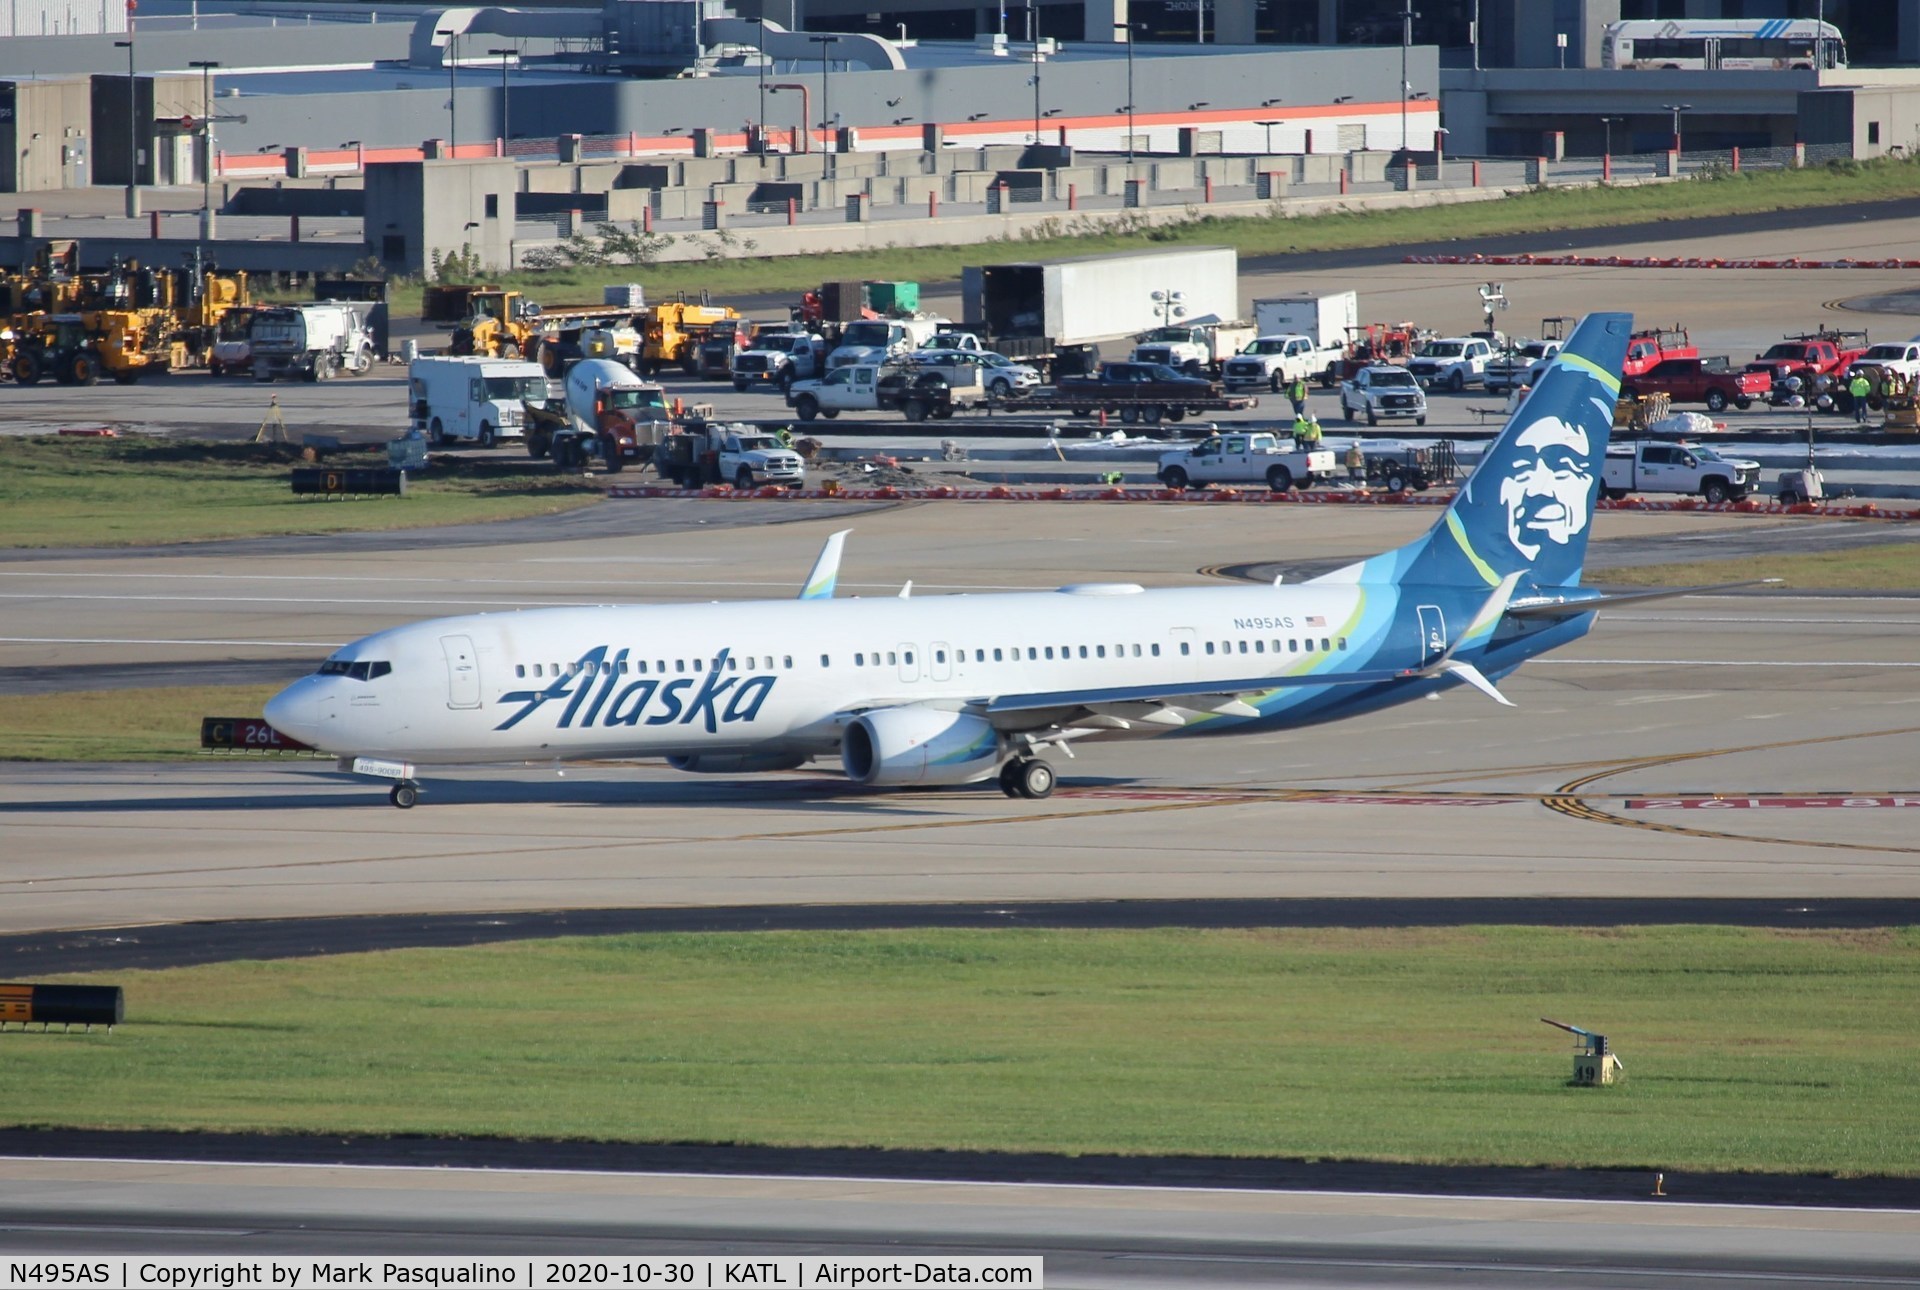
(408, 355, 551, 447)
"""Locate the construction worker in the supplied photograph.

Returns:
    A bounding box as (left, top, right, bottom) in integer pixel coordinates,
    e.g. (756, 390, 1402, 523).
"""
(1849, 369, 1873, 425)
(1285, 373, 1309, 418)
(1292, 411, 1313, 444)
(1345, 438, 1366, 480)
(774, 426, 794, 449)
(1297, 414, 1323, 448)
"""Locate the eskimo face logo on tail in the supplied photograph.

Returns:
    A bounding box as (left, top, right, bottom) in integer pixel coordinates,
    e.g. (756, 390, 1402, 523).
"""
(1497, 416, 1593, 560)
(494, 646, 776, 733)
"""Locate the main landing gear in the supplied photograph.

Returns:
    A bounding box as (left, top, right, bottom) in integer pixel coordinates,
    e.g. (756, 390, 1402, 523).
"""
(389, 780, 421, 809)
(998, 757, 1056, 800)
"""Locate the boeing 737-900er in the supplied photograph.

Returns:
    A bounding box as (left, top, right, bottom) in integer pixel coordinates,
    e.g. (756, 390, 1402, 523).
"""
(266, 311, 1695, 809)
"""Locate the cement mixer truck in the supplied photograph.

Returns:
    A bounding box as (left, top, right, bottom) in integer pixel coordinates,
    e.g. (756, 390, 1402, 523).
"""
(524, 358, 672, 470)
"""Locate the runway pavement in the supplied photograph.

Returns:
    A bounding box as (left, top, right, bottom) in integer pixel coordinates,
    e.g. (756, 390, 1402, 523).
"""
(3, 502, 1918, 936)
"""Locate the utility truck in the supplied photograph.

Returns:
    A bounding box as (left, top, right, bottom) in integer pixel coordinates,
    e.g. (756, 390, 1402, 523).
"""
(250, 301, 375, 382)
(523, 358, 671, 470)
(1250, 291, 1358, 386)
(1130, 321, 1257, 377)
(408, 355, 549, 447)
(656, 423, 807, 490)
(733, 331, 825, 391)
(1406, 336, 1495, 391)
(1156, 431, 1337, 493)
(1601, 441, 1762, 504)
(1221, 335, 1329, 393)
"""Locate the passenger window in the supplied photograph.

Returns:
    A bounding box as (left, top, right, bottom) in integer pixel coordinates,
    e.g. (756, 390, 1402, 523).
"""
(1027, 647, 1037, 660)
(1045, 647, 1055, 659)
(1321, 638, 1330, 651)
(1151, 644, 1161, 657)
(1238, 641, 1248, 654)
(516, 665, 526, 678)
(784, 656, 793, 669)
(994, 648, 1004, 661)
(694, 660, 704, 673)
(676, 660, 686, 673)
(1289, 640, 1299, 653)
(905, 651, 914, 665)
(1078, 646, 1088, 659)
(1096, 645, 1106, 658)
(820, 654, 830, 667)
(889, 651, 899, 665)
(1205, 642, 1215, 655)
(1133, 644, 1142, 657)
(1178, 643, 1188, 656)
(1255, 641, 1265, 654)
(1338, 638, 1348, 650)
(936, 650, 946, 663)
(855, 653, 865, 666)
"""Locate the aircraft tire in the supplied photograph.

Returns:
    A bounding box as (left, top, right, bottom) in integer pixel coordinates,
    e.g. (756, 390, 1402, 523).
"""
(389, 782, 419, 809)
(1016, 758, 1055, 800)
(998, 761, 1023, 798)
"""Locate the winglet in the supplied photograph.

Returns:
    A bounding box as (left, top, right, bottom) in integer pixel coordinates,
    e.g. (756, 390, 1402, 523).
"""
(799, 529, 851, 600)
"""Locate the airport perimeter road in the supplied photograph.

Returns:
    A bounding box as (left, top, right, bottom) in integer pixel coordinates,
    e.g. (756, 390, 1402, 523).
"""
(1, 1159, 1916, 1288)
(3, 502, 1918, 935)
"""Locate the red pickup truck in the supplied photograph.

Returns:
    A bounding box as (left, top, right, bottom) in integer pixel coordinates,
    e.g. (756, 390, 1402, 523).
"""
(1622, 357, 1770, 412)
(1622, 326, 1697, 378)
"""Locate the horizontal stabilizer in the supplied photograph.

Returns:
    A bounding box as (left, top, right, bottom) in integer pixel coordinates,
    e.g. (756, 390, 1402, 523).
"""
(1506, 578, 1781, 619)
(1444, 661, 1514, 707)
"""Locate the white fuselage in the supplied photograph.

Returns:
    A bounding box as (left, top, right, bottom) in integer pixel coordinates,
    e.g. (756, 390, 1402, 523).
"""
(266, 581, 1390, 767)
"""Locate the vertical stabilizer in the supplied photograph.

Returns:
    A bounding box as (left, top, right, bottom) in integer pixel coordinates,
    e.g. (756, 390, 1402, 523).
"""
(1315, 312, 1631, 590)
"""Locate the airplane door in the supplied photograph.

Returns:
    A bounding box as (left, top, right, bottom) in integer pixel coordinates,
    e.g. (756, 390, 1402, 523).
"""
(441, 634, 482, 709)
(929, 642, 953, 682)
(1416, 606, 1447, 667)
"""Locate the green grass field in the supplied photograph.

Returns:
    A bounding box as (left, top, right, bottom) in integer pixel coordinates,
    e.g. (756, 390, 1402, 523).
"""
(1602, 541, 1920, 591)
(0, 437, 601, 548)
(382, 157, 1920, 317)
(11, 927, 1917, 1174)
(0, 686, 283, 760)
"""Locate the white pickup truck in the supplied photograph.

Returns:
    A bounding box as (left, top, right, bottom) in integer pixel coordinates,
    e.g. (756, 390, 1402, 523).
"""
(1483, 339, 1563, 393)
(1220, 334, 1326, 393)
(1157, 430, 1337, 493)
(1601, 441, 1762, 504)
(731, 332, 823, 392)
(1130, 322, 1258, 377)
(787, 360, 990, 423)
(1406, 336, 1495, 392)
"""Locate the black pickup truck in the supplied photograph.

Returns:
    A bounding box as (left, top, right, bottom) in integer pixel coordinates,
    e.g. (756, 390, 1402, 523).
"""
(1030, 361, 1253, 426)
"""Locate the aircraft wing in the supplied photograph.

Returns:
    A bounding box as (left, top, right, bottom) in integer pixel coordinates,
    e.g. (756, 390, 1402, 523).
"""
(979, 667, 1414, 729)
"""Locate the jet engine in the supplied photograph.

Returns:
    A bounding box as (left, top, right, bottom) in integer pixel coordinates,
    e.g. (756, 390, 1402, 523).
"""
(666, 752, 811, 774)
(841, 706, 1002, 786)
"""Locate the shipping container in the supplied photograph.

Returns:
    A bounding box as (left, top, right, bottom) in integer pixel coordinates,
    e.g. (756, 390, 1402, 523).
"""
(1252, 292, 1359, 351)
(963, 247, 1239, 350)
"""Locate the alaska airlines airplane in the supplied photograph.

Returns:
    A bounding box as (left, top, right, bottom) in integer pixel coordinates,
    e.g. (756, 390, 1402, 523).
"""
(267, 312, 1654, 809)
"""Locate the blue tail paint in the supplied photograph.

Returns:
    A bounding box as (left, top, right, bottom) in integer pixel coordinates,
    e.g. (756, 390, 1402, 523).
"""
(1318, 312, 1632, 592)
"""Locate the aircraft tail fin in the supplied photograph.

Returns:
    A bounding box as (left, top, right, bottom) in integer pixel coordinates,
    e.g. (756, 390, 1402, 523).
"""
(798, 529, 851, 600)
(1315, 312, 1632, 591)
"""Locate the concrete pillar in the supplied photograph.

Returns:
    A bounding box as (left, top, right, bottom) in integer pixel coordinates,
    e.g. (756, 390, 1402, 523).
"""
(1730, 146, 1741, 173)
(702, 200, 726, 230)
(1257, 171, 1288, 199)
(1395, 164, 1417, 192)
(149, 210, 161, 239)
(1084, 0, 1127, 44)
(922, 123, 944, 152)
(1544, 130, 1564, 161)
(846, 193, 870, 222)
(17, 208, 41, 238)
(1525, 156, 1550, 185)
(1656, 150, 1678, 178)
(1123, 177, 1145, 208)
(559, 134, 584, 163)
(283, 147, 308, 179)
(986, 183, 1007, 214)
(693, 127, 716, 158)
(201, 209, 218, 240)
(1472, 159, 1482, 187)
(1792, 140, 1806, 168)
(290, 214, 301, 243)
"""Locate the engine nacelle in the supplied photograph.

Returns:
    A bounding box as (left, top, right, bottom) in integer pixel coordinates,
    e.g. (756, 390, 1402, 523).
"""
(666, 752, 810, 775)
(841, 706, 1002, 787)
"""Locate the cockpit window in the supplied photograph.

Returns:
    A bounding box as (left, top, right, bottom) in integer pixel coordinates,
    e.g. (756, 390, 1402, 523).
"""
(317, 659, 392, 681)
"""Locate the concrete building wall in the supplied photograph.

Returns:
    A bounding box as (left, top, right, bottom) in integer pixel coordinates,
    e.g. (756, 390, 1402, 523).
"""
(0, 19, 413, 78)
(0, 0, 128, 38)
(365, 158, 517, 275)
(0, 78, 93, 192)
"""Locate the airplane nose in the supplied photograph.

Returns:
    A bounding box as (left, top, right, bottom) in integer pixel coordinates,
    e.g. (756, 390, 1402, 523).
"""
(264, 684, 315, 742)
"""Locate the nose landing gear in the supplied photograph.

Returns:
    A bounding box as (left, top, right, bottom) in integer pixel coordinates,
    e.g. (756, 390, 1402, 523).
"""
(998, 757, 1057, 800)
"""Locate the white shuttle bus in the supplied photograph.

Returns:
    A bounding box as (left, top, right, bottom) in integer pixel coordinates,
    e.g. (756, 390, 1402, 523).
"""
(1600, 19, 1846, 71)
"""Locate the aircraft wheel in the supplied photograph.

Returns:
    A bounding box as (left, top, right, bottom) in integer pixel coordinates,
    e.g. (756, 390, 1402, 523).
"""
(389, 782, 419, 810)
(998, 761, 1023, 798)
(1015, 758, 1055, 800)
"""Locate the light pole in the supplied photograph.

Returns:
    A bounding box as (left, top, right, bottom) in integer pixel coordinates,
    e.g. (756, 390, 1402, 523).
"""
(1254, 119, 1279, 154)
(488, 48, 514, 144)
(1028, 0, 1042, 145)
(755, 15, 767, 154)
(1661, 101, 1691, 159)
(436, 28, 458, 154)
(809, 34, 839, 176)
(1151, 288, 1185, 327)
(1599, 114, 1620, 173)
(114, 38, 138, 217)
(1400, 1, 1419, 156)
(1113, 20, 1134, 169)
(188, 59, 217, 230)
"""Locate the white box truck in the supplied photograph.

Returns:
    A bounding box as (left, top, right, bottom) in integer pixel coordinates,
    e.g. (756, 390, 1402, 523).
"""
(408, 355, 552, 447)
(1251, 291, 1358, 386)
(962, 246, 1239, 375)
